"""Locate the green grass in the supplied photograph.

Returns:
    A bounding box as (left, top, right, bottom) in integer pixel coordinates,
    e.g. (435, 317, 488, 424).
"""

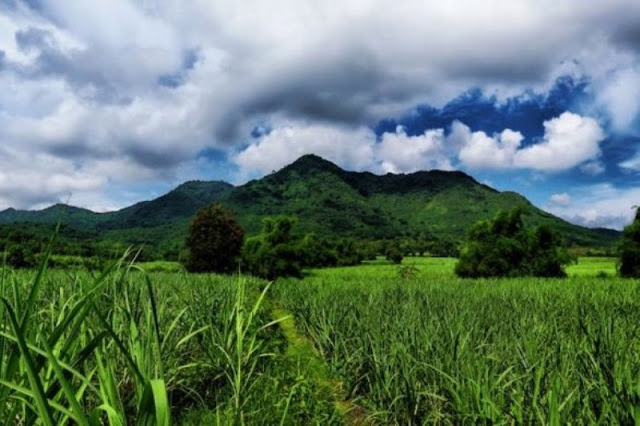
(136, 261, 184, 273)
(0, 254, 337, 424)
(276, 268, 640, 424)
(566, 256, 618, 277)
(0, 254, 637, 424)
(318, 256, 618, 280)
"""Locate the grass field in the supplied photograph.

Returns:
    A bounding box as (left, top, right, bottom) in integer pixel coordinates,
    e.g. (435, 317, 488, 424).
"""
(0, 254, 637, 424)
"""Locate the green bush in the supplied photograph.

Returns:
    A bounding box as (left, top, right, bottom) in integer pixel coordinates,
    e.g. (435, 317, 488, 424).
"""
(243, 217, 302, 279)
(455, 207, 569, 278)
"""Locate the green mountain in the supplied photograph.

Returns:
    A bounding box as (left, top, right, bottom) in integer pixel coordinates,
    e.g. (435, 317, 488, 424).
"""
(0, 154, 619, 258)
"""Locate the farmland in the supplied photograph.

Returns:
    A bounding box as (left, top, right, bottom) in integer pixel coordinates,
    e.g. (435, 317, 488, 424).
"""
(1, 255, 638, 424)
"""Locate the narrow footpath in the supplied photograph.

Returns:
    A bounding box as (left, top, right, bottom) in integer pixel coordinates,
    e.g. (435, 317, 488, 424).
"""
(271, 306, 372, 425)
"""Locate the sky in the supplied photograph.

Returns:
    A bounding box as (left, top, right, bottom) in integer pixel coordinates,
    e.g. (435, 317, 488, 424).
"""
(0, 0, 639, 230)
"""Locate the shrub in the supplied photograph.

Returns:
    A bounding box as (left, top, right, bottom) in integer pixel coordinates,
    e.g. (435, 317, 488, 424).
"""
(385, 246, 403, 264)
(183, 203, 245, 273)
(397, 264, 419, 279)
(619, 208, 640, 277)
(5, 245, 37, 269)
(455, 206, 569, 278)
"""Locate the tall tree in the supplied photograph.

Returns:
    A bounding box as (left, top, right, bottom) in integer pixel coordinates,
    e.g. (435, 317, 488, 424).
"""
(619, 208, 640, 277)
(184, 203, 244, 273)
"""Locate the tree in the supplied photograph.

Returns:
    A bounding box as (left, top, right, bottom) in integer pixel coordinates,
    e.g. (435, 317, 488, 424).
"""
(183, 203, 244, 273)
(243, 217, 302, 279)
(619, 208, 640, 277)
(455, 206, 569, 278)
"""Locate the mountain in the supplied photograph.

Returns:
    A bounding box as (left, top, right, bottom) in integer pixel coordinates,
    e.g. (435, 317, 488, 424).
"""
(223, 155, 618, 246)
(0, 181, 233, 230)
(0, 155, 620, 257)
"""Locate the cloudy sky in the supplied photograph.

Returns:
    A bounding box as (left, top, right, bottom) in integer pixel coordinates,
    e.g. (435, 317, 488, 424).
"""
(1, 0, 639, 229)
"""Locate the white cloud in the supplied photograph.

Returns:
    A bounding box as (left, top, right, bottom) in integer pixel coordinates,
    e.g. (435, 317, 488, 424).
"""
(619, 153, 640, 172)
(456, 112, 605, 171)
(457, 123, 523, 169)
(550, 193, 571, 206)
(233, 122, 376, 178)
(513, 112, 604, 171)
(377, 127, 452, 173)
(597, 68, 640, 133)
(236, 112, 607, 180)
(0, 147, 105, 210)
(546, 184, 639, 230)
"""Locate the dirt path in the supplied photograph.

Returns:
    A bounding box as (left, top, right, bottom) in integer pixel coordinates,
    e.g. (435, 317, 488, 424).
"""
(272, 307, 373, 425)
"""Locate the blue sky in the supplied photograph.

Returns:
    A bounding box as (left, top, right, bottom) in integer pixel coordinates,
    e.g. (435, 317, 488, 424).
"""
(0, 1, 639, 229)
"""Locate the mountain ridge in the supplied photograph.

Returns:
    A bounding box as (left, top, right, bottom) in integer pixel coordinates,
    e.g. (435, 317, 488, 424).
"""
(0, 154, 620, 256)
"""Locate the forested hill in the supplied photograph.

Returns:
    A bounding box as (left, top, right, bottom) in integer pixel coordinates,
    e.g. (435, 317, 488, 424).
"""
(0, 154, 620, 257)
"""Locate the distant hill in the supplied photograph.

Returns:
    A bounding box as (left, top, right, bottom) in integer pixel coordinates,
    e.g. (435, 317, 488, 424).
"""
(0, 155, 620, 257)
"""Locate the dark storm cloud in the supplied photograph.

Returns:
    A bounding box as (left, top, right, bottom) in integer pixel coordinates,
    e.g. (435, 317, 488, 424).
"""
(613, 24, 640, 52)
(124, 144, 194, 170)
(211, 50, 387, 141)
(11, 27, 127, 103)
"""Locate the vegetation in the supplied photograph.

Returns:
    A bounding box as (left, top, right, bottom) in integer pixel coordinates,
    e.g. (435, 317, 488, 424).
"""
(0, 252, 342, 424)
(0, 250, 636, 424)
(243, 217, 302, 279)
(276, 265, 640, 424)
(183, 203, 244, 273)
(0, 155, 634, 424)
(384, 245, 404, 264)
(619, 207, 640, 277)
(0, 155, 619, 262)
(455, 207, 571, 278)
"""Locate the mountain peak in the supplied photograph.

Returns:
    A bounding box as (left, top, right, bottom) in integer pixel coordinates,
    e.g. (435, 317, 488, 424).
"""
(172, 180, 233, 193)
(283, 154, 343, 174)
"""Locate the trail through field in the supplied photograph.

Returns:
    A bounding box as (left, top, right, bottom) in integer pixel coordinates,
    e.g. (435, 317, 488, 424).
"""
(271, 305, 372, 425)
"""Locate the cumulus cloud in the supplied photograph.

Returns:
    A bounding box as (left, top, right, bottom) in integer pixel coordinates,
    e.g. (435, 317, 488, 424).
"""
(0, 0, 638, 209)
(0, 146, 105, 210)
(513, 113, 604, 171)
(233, 122, 376, 178)
(456, 123, 523, 169)
(235, 112, 604, 178)
(456, 112, 604, 171)
(377, 127, 452, 173)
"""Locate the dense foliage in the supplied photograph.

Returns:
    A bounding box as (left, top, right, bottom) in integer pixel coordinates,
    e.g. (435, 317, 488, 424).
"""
(183, 203, 245, 273)
(243, 217, 302, 279)
(455, 207, 570, 278)
(619, 208, 640, 277)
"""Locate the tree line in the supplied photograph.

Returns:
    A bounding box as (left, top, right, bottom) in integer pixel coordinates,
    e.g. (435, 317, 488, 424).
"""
(183, 203, 640, 279)
(3, 202, 639, 278)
